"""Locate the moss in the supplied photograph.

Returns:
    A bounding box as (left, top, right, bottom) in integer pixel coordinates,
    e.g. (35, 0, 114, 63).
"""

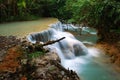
(28, 51, 45, 59)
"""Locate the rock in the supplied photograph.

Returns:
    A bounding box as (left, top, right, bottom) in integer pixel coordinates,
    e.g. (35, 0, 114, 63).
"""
(61, 71, 65, 75)
(0, 36, 80, 80)
(34, 53, 80, 80)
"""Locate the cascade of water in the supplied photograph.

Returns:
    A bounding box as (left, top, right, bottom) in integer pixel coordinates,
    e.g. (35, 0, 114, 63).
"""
(27, 22, 88, 59)
(27, 22, 120, 80)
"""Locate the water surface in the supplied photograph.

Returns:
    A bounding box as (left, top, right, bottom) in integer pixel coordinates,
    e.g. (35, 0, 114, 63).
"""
(0, 20, 120, 80)
(0, 18, 58, 37)
(62, 27, 120, 80)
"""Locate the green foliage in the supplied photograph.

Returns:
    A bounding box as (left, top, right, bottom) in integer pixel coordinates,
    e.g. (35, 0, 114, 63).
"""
(17, 0, 26, 8)
(0, 0, 120, 41)
(0, 0, 62, 22)
(0, 0, 68, 22)
(28, 51, 45, 59)
(62, 0, 120, 40)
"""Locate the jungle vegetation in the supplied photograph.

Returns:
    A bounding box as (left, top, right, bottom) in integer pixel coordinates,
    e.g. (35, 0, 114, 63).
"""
(0, 0, 120, 41)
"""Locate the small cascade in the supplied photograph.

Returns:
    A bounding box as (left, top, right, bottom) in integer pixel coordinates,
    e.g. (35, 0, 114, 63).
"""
(27, 22, 88, 59)
(27, 22, 120, 80)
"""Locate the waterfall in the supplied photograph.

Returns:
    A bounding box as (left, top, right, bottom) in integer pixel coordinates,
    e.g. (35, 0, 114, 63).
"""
(27, 22, 88, 59)
(27, 22, 120, 80)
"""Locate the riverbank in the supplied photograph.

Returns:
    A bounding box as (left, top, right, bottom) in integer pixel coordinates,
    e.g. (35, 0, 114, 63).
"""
(0, 36, 80, 80)
(96, 41, 120, 72)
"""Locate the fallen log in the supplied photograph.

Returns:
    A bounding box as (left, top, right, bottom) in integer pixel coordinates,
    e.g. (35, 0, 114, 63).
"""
(41, 37, 65, 46)
(27, 37, 65, 52)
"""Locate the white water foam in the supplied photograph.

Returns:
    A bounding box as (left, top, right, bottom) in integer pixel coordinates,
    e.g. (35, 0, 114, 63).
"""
(27, 22, 120, 80)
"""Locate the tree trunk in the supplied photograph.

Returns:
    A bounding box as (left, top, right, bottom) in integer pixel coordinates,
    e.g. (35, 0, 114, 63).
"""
(97, 26, 110, 41)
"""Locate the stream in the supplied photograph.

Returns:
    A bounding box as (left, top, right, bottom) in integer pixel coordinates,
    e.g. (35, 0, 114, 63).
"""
(61, 27, 120, 80)
(0, 18, 58, 37)
(0, 19, 120, 80)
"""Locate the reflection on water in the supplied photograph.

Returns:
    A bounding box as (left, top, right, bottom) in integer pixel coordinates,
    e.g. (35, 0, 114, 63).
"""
(0, 18, 58, 37)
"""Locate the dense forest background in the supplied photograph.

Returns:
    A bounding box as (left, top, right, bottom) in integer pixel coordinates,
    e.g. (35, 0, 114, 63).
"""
(0, 0, 120, 42)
